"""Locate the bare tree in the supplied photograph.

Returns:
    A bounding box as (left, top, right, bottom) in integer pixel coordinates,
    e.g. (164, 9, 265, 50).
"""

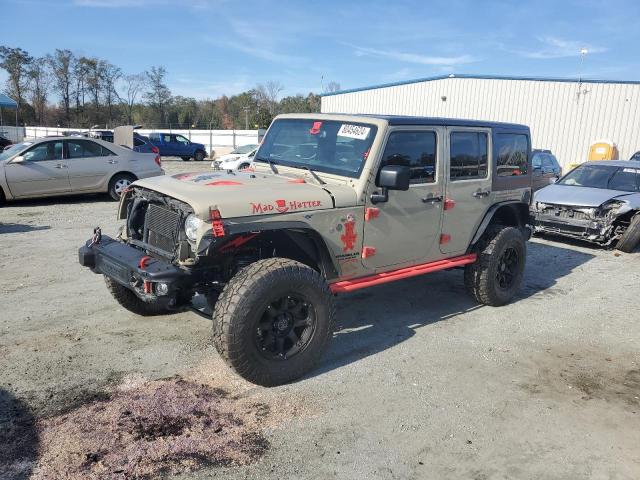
(121, 73, 145, 124)
(324, 81, 341, 93)
(48, 49, 75, 125)
(256, 80, 284, 116)
(144, 66, 172, 125)
(28, 57, 50, 125)
(101, 62, 121, 124)
(0, 46, 33, 122)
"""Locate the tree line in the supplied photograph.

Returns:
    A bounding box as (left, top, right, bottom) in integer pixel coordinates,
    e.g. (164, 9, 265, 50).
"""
(0, 46, 341, 130)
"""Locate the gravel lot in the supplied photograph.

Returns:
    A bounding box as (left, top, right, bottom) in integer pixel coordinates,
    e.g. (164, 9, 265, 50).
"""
(1, 158, 639, 479)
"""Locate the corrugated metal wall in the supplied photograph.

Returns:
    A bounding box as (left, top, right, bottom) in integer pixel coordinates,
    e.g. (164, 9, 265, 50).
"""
(321, 78, 640, 167)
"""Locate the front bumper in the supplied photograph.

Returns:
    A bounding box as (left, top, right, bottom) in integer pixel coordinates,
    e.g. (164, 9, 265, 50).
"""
(532, 212, 607, 243)
(78, 234, 191, 308)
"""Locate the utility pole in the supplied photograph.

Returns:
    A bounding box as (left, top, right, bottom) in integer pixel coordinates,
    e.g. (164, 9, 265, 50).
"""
(243, 106, 250, 130)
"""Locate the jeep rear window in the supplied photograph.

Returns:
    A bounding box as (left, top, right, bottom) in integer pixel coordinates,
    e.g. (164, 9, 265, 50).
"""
(255, 119, 378, 178)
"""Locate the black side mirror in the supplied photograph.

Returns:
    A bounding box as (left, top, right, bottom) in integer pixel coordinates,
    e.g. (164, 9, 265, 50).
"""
(371, 165, 411, 204)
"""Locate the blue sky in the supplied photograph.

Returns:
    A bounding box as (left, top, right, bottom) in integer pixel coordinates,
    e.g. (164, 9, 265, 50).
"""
(2, 0, 640, 99)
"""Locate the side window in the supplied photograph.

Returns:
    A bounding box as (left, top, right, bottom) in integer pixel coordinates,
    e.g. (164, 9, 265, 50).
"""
(380, 131, 437, 184)
(450, 132, 488, 180)
(176, 135, 189, 144)
(22, 141, 63, 162)
(495, 133, 528, 177)
(134, 137, 145, 147)
(532, 154, 542, 169)
(67, 140, 107, 159)
(162, 134, 171, 143)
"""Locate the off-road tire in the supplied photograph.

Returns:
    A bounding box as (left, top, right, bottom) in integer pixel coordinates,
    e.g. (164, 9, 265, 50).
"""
(108, 173, 136, 201)
(212, 258, 335, 386)
(464, 226, 526, 306)
(194, 150, 206, 162)
(0, 186, 5, 206)
(181, 156, 192, 162)
(104, 276, 168, 316)
(616, 214, 640, 253)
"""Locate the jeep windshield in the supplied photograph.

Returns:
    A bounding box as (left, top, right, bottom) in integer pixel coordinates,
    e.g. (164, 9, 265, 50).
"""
(255, 119, 378, 178)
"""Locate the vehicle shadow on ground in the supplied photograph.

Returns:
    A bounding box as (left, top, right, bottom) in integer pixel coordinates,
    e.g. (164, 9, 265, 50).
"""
(311, 241, 595, 378)
(0, 389, 39, 480)
(0, 222, 51, 234)
(4, 194, 113, 208)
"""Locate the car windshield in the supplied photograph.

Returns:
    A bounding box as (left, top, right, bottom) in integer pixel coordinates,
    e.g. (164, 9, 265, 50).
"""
(255, 119, 378, 178)
(559, 164, 640, 192)
(231, 144, 258, 154)
(0, 142, 32, 162)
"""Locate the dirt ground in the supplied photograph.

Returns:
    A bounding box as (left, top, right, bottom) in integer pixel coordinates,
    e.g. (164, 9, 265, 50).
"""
(1, 158, 639, 479)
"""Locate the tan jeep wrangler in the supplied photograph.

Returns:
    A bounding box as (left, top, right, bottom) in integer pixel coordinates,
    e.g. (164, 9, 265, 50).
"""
(79, 113, 532, 386)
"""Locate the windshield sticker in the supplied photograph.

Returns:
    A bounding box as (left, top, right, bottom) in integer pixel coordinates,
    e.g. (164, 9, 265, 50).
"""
(623, 168, 639, 173)
(309, 121, 322, 135)
(338, 124, 371, 140)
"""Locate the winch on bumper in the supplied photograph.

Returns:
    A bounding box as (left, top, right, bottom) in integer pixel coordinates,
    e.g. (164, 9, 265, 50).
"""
(78, 233, 191, 308)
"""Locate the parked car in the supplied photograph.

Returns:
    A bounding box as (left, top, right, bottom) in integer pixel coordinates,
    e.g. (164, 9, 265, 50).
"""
(79, 113, 533, 386)
(133, 134, 159, 154)
(0, 137, 163, 203)
(0, 135, 12, 149)
(211, 144, 258, 170)
(531, 161, 640, 252)
(531, 149, 562, 191)
(147, 132, 207, 161)
(630, 151, 640, 161)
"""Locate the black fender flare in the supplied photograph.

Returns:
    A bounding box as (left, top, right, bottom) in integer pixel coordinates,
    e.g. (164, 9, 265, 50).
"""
(470, 201, 531, 247)
(199, 220, 339, 280)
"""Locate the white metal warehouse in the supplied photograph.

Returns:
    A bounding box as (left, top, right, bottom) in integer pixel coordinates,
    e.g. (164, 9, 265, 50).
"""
(320, 74, 640, 168)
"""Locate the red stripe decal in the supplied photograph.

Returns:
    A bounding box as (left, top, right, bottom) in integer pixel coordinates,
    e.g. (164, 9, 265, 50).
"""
(329, 253, 477, 294)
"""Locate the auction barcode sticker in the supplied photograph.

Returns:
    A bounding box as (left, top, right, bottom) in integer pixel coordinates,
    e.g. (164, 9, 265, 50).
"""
(623, 168, 639, 173)
(338, 124, 371, 140)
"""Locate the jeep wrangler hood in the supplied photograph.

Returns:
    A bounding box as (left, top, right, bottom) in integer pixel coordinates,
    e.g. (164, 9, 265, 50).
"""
(132, 170, 357, 218)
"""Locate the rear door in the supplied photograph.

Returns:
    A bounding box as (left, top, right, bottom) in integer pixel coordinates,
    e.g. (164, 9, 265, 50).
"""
(175, 134, 191, 156)
(65, 139, 119, 191)
(160, 134, 174, 155)
(4, 140, 70, 197)
(440, 128, 492, 255)
(362, 126, 445, 269)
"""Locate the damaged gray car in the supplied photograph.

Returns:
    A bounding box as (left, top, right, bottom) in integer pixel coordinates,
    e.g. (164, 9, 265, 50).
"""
(531, 161, 640, 252)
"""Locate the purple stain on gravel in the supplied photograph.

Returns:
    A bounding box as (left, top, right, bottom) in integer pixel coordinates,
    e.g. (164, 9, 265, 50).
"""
(32, 377, 270, 479)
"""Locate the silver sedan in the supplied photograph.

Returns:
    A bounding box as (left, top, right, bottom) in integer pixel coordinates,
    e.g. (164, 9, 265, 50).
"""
(0, 136, 164, 203)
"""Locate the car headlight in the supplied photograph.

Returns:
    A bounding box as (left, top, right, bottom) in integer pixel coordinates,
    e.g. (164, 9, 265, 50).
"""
(184, 214, 202, 242)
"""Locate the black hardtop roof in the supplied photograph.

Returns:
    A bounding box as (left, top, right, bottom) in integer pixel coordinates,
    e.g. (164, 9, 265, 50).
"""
(356, 114, 529, 131)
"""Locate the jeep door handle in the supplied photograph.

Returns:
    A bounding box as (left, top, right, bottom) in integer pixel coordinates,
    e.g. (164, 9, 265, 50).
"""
(472, 190, 490, 198)
(108, 160, 118, 164)
(54, 163, 66, 169)
(422, 196, 442, 204)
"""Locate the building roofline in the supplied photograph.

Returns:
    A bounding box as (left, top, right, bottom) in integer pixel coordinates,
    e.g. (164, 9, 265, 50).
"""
(320, 74, 640, 97)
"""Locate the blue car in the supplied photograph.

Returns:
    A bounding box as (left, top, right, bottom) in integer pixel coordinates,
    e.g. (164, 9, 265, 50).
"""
(147, 132, 207, 161)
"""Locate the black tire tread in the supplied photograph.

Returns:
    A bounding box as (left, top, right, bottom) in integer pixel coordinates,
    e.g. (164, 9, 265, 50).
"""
(104, 276, 167, 316)
(616, 214, 640, 253)
(212, 258, 335, 386)
(464, 226, 526, 307)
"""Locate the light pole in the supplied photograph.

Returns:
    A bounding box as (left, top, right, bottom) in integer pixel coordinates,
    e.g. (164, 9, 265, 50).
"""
(243, 106, 250, 130)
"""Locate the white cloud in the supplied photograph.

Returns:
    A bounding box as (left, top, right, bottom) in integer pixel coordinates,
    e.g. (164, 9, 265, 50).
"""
(347, 44, 477, 66)
(517, 36, 607, 59)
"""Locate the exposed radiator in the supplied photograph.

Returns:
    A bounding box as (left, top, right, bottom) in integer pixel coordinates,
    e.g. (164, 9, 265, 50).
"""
(144, 203, 180, 253)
